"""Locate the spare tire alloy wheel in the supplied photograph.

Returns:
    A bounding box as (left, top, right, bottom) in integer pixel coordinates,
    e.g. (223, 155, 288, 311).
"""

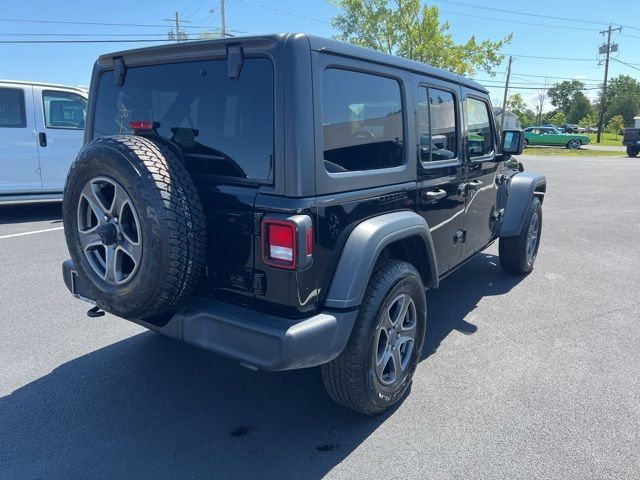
(77, 176, 142, 285)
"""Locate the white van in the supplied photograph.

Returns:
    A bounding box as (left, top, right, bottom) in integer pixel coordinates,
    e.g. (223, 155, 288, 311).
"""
(0, 80, 87, 204)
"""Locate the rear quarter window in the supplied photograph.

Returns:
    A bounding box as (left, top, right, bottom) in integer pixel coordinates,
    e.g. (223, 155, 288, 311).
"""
(93, 58, 274, 183)
(322, 68, 404, 173)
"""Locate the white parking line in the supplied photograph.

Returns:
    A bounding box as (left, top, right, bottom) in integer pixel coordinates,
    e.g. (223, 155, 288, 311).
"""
(0, 226, 64, 240)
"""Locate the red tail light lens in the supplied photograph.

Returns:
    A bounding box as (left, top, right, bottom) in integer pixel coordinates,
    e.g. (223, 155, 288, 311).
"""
(129, 121, 156, 131)
(306, 226, 313, 256)
(262, 219, 296, 269)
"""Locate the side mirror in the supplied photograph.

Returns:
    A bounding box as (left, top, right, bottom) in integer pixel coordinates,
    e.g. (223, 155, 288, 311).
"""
(501, 129, 524, 156)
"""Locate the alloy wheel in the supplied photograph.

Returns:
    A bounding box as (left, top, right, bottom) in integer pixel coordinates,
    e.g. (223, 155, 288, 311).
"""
(76, 176, 142, 285)
(373, 293, 417, 387)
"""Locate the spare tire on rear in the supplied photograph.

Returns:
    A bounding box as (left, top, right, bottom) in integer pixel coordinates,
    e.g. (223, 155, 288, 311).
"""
(63, 135, 207, 320)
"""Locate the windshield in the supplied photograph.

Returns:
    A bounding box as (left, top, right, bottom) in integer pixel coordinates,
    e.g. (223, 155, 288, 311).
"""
(93, 58, 274, 182)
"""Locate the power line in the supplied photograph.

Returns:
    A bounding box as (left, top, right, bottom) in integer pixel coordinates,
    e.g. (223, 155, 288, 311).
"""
(436, 0, 614, 26)
(0, 39, 171, 44)
(0, 17, 212, 29)
(0, 32, 170, 37)
(439, 8, 599, 32)
(611, 58, 640, 72)
(502, 53, 597, 61)
(236, 0, 330, 23)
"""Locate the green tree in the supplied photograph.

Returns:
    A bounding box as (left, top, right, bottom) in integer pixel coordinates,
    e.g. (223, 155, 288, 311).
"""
(548, 80, 586, 112)
(331, 0, 512, 76)
(566, 92, 593, 124)
(598, 75, 640, 125)
(547, 111, 566, 126)
(606, 93, 640, 127)
(507, 93, 535, 127)
(579, 113, 596, 129)
(607, 115, 625, 135)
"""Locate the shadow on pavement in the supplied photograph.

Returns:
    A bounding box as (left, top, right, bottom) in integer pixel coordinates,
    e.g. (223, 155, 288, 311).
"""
(0, 253, 524, 479)
(0, 203, 63, 225)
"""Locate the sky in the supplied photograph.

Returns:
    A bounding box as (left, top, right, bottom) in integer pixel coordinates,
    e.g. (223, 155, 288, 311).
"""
(1, 0, 639, 110)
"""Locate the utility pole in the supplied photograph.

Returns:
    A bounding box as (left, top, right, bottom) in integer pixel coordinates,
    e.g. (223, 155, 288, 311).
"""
(501, 56, 513, 129)
(220, 0, 226, 37)
(164, 11, 190, 42)
(597, 24, 621, 143)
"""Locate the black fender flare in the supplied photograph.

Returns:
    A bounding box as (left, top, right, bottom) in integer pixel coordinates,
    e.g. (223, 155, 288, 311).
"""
(324, 211, 438, 309)
(500, 172, 546, 237)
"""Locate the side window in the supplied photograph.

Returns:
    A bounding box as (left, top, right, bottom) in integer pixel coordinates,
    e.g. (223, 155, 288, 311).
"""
(418, 86, 457, 164)
(0, 87, 26, 128)
(466, 97, 494, 159)
(322, 68, 404, 173)
(42, 90, 87, 129)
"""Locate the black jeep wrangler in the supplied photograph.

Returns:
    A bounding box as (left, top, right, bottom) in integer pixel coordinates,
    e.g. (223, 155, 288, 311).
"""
(62, 34, 545, 415)
(623, 126, 640, 157)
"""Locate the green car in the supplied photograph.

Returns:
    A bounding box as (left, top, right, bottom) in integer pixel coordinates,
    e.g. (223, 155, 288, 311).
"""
(524, 126, 590, 149)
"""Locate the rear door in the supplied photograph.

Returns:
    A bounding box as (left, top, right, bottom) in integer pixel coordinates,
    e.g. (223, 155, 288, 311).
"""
(462, 92, 502, 257)
(416, 83, 465, 274)
(0, 84, 41, 193)
(92, 57, 275, 304)
(33, 87, 87, 191)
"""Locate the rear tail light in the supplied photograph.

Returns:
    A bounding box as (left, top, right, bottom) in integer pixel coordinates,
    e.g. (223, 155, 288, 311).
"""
(262, 216, 313, 270)
(262, 219, 297, 269)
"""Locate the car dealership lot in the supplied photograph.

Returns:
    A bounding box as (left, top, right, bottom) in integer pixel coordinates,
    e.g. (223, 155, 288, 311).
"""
(1, 155, 639, 480)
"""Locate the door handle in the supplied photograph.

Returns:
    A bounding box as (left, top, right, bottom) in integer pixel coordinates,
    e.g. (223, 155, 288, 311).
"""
(467, 180, 483, 190)
(423, 189, 447, 204)
(38, 132, 47, 147)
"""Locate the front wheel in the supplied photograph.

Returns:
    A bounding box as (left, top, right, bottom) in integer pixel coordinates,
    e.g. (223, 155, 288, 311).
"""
(499, 197, 542, 274)
(566, 139, 582, 149)
(523, 139, 529, 148)
(627, 146, 639, 158)
(321, 259, 427, 415)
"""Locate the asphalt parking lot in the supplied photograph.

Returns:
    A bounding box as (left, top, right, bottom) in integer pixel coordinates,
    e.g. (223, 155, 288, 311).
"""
(1, 155, 639, 480)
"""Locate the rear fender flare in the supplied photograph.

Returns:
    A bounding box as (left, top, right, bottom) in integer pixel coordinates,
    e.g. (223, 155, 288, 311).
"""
(324, 211, 438, 309)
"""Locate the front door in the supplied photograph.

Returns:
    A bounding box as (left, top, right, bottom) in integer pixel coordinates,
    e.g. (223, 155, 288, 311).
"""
(416, 84, 466, 274)
(0, 84, 41, 193)
(462, 93, 502, 256)
(33, 87, 87, 192)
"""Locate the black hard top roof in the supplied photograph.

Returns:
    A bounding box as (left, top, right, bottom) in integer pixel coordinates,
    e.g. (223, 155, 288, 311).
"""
(99, 33, 488, 94)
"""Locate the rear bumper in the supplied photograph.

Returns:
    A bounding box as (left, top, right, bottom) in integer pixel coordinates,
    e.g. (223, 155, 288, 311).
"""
(62, 259, 357, 371)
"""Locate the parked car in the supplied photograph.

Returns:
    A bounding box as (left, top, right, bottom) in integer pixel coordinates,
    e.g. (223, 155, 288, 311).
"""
(524, 126, 590, 149)
(61, 34, 545, 415)
(0, 80, 87, 205)
(562, 123, 582, 133)
(542, 123, 565, 133)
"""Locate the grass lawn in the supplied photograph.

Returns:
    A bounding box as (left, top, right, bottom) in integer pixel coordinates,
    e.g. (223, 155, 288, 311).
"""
(587, 133, 624, 146)
(521, 146, 623, 157)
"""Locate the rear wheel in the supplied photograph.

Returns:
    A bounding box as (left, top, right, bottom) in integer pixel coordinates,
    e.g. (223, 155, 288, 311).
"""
(321, 259, 427, 415)
(63, 135, 207, 320)
(627, 146, 639, 157)
(566, 139, 581, 149)
(499, 197, 542, 274)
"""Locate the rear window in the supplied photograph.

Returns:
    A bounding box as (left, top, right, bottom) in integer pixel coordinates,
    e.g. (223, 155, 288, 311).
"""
(93, 58, 274, 182)
(0, 87, 26, 128)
